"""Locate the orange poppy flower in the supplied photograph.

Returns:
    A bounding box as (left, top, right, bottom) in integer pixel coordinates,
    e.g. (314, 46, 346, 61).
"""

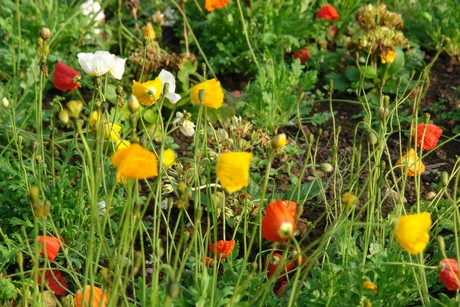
(37, 236, 61, 261)
(293, 49, 310, 64)
(37, 267, 68, 296)
(209, 239, 235, 260)
(110, 143, 159, 183)
(205, 0, 229, 12)
(438, 258, 459, 291)
(262, 200, 297, 242)
(266, 252, 295, 282)
(415, 123, 443, 151)
(316, 4, 339, 20)
(74, 285, 108, 307)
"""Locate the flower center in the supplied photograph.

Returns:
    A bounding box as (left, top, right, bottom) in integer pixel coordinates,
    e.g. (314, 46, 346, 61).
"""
(277, 222, 293, 239)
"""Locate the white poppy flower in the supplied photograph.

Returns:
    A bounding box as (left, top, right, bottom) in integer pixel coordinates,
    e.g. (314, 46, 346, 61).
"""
(109, 57, 126, 80)
(158, 69, 181, 104)
(77, 51, 126, 79)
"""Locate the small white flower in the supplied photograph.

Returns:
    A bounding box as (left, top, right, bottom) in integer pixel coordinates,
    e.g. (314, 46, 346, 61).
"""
(80, 0, 105, 25)
(77, 51, 126, 79)
(173, 112, 195, 137)
(158, 69, 181, 104)
(97, 200, 107, 215)
(163, 8, 177, 27)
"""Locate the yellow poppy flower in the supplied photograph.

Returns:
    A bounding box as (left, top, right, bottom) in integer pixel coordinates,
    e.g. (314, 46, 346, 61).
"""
(394, 212, 432, 254)
(216, 152, 253, 193)
(89, 111, 122, 140)
(191, 78, 224, 109)
(396, 149, 425, 176)
(110, 143, 158, 183)
(143, 22, 156, 41)
(363, 281, 378, 293)
(162, 148, 176, 168)
(381, 50, 396, 64)
(132, 78, 163, 106)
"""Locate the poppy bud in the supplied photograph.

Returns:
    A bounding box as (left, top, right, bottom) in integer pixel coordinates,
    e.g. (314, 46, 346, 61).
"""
(378, 107, 389, 120)
(424, 191, 436, 201)
(341, 192, 357, 209)
(29, 185, 41, 204)
(40, 27, 51, 40)
(367, 129, 378, 145)
(128, 95, 140, 113)
(441, 171, 449, 187)
(167, 279, 180, 299)
(271, 133, 286, 148)
(437, 235, 446, 255)
(319, 163, 333, 173)
(2, 97, 9, 109)
(59, 109, 70, 125)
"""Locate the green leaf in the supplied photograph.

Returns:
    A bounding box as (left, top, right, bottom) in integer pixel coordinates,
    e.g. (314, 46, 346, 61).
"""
(359, 65, 378, 79)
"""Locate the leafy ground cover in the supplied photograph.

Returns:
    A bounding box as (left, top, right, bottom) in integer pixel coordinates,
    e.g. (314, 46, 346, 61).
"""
(0, 0, 459, 306)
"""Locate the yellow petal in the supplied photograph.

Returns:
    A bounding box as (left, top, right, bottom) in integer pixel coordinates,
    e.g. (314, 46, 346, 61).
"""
(216, 152, 252, 193)
(395, 212, 431, 254)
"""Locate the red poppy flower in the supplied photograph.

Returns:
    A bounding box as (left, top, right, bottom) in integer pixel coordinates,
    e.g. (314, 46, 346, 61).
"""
(415, 123, 443, 151)
(266, 253, 295, 282)
(293, 49, 310, 64)
(262, 200, 297, 242)
(209, 239, 235, 260)
(316, 4, 339, 21)
(37, 267, 69, 296)
(54, 62, 81, 93)
(439, 258, 459, 291)
(275, 281, 288, 297)
(37, 236, 61, 261)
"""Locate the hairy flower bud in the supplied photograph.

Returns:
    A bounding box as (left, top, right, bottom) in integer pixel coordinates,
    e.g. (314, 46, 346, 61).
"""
(2, 97, 9, 109)
(271, 133, 286, 148)
(40, 27, 51, 40)
(128, 95, 140, 113)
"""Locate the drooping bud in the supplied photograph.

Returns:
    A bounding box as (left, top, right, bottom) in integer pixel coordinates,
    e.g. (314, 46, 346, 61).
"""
(424, 191, 437, 201)
(378, 107, 390, 120)
(441, 171, 449, 187)
(271, 133, 286, 148)
(40, 27, 51, 40)
(319, 163, 334, 173)
(2, 97, 9, 109)
(367, 129, 378, 145)
(341, 192, 357, 209)
(58, 109, 69, 125)
(128, 95, 140, 113)
(66, 100, 83, 118)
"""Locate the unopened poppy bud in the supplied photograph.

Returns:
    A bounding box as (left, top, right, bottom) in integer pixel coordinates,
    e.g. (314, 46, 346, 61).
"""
(128, 95, 140, 113)
(378, 107, 389, 120)
(441, 171, 449, 187)
(367, 129, 378, 145)
(437, 235, 446, 255)
(271, 133, 286, 148)
(341, 192, 357, 209)
(319, 163, 333, 173)
(424, 191, 436, 201)
(2, 97, 9, 109)
(59, 109, 69, 125)
(16, 250, 23, 266)
(66, 100, 83, 118)
(40, 27, 51, 40)
(33, 200, 50, 218)
(167, 279, 180, 299)
(29, 186, 41, 204)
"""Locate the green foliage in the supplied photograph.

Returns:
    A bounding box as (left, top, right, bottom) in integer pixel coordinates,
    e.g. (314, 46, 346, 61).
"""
(237, 60, 328, 132)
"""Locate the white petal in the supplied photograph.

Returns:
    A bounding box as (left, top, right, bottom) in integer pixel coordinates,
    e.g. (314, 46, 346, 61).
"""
(159, 69, 176, 92)
(109, 57, 126, 80)
(165, 92, 181, 104)
(93, 51, 116, 76)
(77, 52, 96, 76)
